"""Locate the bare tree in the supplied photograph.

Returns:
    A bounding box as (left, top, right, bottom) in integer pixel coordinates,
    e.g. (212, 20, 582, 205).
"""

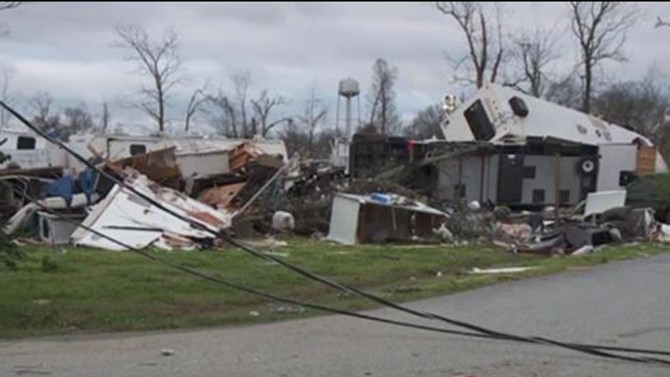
(656, 17, 670, 28)
(0, 0, 16, 40)
(436, 2, 505, 88)
(31, 91, 54, 127)
(63, 106, 94, 138)
(280, 118, 307, 158)
(544, 74, 582, 110)
(29, 91, 67, 139)
(367, 58, 400, 134)
(184, 86, 208, 133)
(30, 92, 96, 141)
(0, 68, 12, 129)
(115, 25, 181, 132)
(568, 2, 638, 113)
(593, 75, 670, 150)
(208, 89, 238, 137)
(251, 90, 289, 137)
(101, 101, 110, 134)
(511, 26, 560, 97)
(404, 104, 445, 139)
(232, 71, 251, 137)
(0, 2, 20, 37)
(0, 2, 19, 11)
(297, 87, 328, 156)
(208, 72, 289, 138)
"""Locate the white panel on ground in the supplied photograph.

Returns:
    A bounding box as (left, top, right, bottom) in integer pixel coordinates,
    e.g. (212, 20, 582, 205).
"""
(327, 195, 360, 245)
(584, 190, 626, 217)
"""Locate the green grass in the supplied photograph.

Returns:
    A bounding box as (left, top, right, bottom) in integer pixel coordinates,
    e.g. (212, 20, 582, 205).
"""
(0, 239, 667, 338)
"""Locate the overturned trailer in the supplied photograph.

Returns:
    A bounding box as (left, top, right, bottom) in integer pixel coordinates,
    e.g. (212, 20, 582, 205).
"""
(435, 84, 667, 207)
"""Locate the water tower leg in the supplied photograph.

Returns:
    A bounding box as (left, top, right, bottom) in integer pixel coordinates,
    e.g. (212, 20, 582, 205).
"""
(345, 97, 352, 139)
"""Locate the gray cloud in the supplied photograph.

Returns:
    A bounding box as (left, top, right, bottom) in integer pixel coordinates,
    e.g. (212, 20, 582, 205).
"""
(1, 2, 669, 133)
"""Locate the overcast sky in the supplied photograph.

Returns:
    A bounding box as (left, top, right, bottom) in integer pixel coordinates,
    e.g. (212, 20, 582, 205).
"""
(1, 2, 669, 134)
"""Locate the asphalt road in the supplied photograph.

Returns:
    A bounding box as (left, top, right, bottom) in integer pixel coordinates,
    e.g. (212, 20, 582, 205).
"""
(3, 253, 670, 377)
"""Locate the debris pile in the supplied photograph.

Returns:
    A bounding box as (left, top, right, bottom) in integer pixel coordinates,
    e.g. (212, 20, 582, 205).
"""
(490, 190, 670, 255)
(2, 127, 670, 256)
(1, 137, 289, 251)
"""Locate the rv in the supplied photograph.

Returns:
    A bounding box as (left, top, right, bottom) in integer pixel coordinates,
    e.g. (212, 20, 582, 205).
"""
(437, 84, 668, 207)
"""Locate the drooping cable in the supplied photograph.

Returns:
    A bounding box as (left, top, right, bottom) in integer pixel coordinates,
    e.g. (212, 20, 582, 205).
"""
(3, 100, 670, 366)
(15, 187, 670, 365)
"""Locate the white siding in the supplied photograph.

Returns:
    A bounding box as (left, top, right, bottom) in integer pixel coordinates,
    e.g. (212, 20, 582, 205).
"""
(327, 195, 360, 245)
(597, 144, 637, 191)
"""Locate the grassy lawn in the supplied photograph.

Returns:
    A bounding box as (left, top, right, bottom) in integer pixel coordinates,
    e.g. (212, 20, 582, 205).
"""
(0, 238, 667, 338)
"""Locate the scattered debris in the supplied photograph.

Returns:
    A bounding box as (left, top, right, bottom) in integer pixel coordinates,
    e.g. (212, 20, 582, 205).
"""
(272, 211, 295, 232)
(433, 223, 453, 243)
(571, 245, 595, 256)
(37, 211, 85, 245)
(584, 190, 627, 218)
(1, 93, 668, 260)
(197, 182, 246, 210)
(469, 266, 536, 274)
(12, 365, 52, 376)
(327, 192, 447, 245)
(70, 171, 232, 251)
(160, 348, 174, 357)
(270, 305, 306, 314)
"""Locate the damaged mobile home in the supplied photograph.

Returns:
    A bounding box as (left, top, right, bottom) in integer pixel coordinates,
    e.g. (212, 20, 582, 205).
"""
(436, 84, 667, 207)
(2, 81, 669, 251)
(1, 122, 290, 250)
(348, 84, 667, 209)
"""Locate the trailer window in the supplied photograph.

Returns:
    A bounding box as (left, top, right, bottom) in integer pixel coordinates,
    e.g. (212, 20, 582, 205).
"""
(130, 144, 147, 156)
(17, 136, 36, 150)
(464, 100, 495, 141)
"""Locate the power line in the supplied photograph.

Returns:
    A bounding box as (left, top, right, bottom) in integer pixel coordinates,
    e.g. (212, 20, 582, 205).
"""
(3, 100, 670, 366)
(15, 187, 670, 365)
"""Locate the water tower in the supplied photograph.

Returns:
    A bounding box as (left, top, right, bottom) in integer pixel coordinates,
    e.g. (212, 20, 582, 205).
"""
(336, 78, 361, 139)
(330, 78, 360, 173)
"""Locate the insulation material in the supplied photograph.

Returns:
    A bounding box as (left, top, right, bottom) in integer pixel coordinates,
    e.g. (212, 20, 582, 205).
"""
(71, 172, 232, 251)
